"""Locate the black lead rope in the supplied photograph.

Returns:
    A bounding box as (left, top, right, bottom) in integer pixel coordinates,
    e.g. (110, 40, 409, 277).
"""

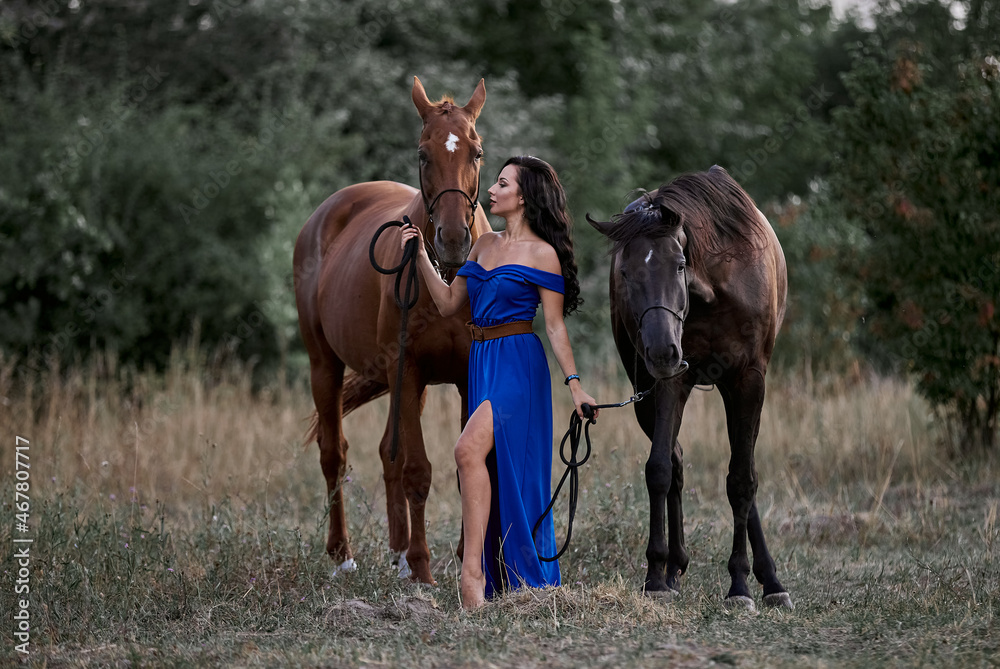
(532, 388, 654, 562)
(368, 215, 420, 463)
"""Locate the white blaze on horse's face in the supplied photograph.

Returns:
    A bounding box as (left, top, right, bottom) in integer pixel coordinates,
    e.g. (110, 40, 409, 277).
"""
(445, 132, 459, 153)
(645, 249, 654, 264)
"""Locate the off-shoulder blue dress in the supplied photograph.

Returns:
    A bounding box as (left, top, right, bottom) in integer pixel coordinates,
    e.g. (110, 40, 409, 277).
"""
(455, 260, 564, 597)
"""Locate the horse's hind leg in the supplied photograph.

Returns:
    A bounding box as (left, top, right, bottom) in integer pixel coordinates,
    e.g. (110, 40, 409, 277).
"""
(748, 500, 793, 608)
(309, 356, 354, 575)
(719, 369, 791, 610)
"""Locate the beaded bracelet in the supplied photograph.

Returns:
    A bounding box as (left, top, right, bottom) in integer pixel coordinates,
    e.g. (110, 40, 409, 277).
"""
(564, 374, 580, 385)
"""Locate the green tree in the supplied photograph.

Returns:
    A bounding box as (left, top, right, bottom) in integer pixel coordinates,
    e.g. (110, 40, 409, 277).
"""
(832, 34, 1000, 449)
(769, 193, 869, 375)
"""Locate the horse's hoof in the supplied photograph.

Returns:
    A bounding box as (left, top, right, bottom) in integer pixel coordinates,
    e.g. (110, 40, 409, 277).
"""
(763, 592, 794, 610)
(409, 572, 437, 587)
(723, 595, 756, 612)
(331, 558, 357, 578)
(394, 552, 412, 580)
(643, 587, 679, 600)
(412, 578, 437, 588)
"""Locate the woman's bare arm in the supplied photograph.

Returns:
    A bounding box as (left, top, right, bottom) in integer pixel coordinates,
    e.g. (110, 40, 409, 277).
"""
(537, 250, 599, 420)
(400, 222, 470, 317)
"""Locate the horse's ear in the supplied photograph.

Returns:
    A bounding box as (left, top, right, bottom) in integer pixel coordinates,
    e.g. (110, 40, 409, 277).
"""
(462, 78, 486, 120)
(658, 203, 681, 227)
(412, 76, 433, 119)
(586, 213, 614, 238)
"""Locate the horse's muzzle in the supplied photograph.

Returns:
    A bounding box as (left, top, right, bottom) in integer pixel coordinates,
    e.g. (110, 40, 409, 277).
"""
(435, 227, 472, 268)
(644, 346, 688, 380)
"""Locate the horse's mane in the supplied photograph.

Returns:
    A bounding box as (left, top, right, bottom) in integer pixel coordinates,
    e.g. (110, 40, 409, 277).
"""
(606, 166, 768, 267)
(433, 96, 457, 113)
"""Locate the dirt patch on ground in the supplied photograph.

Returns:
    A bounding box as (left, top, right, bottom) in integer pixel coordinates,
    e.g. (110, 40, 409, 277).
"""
(322, 593, 446, 626)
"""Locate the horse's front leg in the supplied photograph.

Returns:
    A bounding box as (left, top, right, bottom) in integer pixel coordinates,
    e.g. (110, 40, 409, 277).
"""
(665, 385, 692, 592)
(639, 380, 684, 596)
(379, 411, 411, 578)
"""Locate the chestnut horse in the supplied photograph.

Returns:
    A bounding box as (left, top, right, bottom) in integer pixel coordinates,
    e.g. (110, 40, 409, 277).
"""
(294, 77, 491, 584)
(588, 166, 793, 610)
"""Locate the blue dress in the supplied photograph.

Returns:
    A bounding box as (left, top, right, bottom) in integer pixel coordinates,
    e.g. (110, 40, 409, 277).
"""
(455, 260, 564, 598)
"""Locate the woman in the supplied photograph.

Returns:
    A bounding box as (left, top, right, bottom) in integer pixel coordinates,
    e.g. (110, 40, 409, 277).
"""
(401, 155, 598, 609)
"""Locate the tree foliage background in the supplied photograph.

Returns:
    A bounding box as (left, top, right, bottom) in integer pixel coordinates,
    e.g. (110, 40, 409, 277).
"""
(1, 0, 997, 447)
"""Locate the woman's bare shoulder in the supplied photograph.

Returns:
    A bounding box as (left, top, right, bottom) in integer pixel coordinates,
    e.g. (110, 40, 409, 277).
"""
(530, 241, 562, 275)
(468, 231, 501, 261)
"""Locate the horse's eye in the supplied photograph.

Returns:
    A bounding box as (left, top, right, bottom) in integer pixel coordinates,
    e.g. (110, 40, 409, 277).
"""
(677, 264, 686, 274)
(418, 151, 429, 166)
(475, 149, 484, 161)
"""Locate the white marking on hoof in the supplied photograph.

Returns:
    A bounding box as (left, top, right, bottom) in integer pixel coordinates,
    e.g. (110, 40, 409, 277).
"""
(395, 551, 412, 580)
(763, 592, 794, 610)
(723, 595, 756, 612)
(331, 558, 357, 578)
(445, 132, 459, 153)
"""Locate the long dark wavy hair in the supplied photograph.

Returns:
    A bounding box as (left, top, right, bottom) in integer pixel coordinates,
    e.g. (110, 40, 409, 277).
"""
(502, 156, 582, 316)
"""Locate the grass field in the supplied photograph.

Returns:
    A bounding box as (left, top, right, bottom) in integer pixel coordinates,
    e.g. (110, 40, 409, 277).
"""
(2, 350, 998, 667)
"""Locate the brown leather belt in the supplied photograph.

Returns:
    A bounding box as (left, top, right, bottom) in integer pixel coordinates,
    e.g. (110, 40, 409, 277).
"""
(467, 320, 533, 342)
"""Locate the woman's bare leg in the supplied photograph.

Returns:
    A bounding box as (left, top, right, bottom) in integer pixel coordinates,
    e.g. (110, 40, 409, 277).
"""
(455, 400, 495, 610)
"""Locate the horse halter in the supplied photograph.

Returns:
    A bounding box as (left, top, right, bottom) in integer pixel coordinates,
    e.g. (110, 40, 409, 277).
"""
(637, 302, 687, 330)
(417, 159, 481, 225)
(633, 264, 691, 380)
(636, 270, 690, 330)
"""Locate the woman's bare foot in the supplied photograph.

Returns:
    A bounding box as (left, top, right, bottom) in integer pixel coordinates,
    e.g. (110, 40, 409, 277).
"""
(460, 569, 487, 610)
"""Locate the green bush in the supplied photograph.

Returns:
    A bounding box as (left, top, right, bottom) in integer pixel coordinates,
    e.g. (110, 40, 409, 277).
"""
(832, 41, 1000, 449)
(769, 192, 869, 376)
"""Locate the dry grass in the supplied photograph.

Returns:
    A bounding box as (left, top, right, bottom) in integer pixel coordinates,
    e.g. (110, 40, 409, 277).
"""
(3, 350, 951, 538)
(1, 351, 998, 667)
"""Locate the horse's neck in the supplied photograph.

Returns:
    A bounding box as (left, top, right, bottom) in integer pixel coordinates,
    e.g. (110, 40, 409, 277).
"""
(469, 210, 491, 243)
(401, 192, 430, 231)
(398, 194, 456, 280)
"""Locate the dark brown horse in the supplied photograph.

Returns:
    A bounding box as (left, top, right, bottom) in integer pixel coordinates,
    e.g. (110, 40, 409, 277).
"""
(588, 166, 792, 610)
(293, 77, 491, 584)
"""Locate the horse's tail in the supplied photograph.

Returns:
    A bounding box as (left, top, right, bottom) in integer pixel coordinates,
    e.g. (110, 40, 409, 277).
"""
(343, 371, 389, 415)
(303, 372, 390, 445)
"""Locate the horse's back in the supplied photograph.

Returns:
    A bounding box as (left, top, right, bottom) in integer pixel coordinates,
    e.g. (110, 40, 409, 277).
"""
(684, 208, 787, 370)
(295, 181, 418, 266)
(731, 209, 786, 363)
(294, 181, 418, 363)
(759, 209, 787, 332)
